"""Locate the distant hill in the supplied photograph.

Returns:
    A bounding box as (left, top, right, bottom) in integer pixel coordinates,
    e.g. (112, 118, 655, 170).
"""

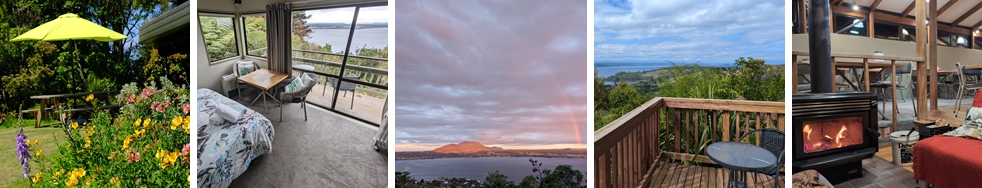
(433, 141, 505, 154)
(396, 141, 586, 160)
(307, 22, 387, 29)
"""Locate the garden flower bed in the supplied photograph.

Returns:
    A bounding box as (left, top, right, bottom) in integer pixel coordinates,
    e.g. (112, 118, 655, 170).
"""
(21, 78, 190, 187)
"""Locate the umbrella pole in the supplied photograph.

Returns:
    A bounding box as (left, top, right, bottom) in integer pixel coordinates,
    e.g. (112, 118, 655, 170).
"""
(74, 42, 85, 81)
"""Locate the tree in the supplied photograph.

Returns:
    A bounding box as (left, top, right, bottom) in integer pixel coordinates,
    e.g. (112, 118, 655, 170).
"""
(539, 165, 586, 188)
(483, 171, 516, 188)
(292, 11, 313, 39)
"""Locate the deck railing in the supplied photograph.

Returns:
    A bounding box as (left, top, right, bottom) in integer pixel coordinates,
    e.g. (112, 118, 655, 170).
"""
(247, 48, 389, 98)
(593, 97, 784, 188)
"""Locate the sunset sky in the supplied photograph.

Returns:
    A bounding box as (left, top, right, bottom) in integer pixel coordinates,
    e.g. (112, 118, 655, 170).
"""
(394, 0, 587, 152)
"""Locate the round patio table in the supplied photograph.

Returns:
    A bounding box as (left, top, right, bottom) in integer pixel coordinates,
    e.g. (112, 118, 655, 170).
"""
(293, 64, 315, 72)
(707, 141, 777, 188)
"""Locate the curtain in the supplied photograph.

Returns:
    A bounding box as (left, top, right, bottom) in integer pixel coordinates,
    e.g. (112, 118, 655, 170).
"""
(266, 3, 292, 76)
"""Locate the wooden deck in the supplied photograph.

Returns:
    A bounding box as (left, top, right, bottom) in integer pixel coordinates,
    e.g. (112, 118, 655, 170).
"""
(648, 161, 779, 188)
(306, 83, 386, 124)
(594, 98, 785, 188)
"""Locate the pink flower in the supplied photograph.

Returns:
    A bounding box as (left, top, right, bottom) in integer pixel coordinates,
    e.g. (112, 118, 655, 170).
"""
(151, 102, 165, 112)
(182, 143, 190, 154)
(140, 88, 155, 99)
(181, 104, 190, 114)
(127, 151, 141, 163)
(126, 95, 136, 104)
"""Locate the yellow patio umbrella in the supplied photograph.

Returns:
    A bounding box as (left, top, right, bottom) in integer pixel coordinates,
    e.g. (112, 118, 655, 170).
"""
(9, 13, 127, 86)
(11, 13, 127, 42)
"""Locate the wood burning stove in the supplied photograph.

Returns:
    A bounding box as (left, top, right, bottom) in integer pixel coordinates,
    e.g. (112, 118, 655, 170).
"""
(792, 92, 880, 184)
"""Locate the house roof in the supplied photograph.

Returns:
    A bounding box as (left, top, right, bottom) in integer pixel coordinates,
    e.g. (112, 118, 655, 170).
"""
(139, 1, 190, 45)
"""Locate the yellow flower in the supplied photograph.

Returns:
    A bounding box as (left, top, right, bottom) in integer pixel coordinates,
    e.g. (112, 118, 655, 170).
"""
(32, 172, 40, 183)
(156, 150, 167, 160)
(134, 118, 142, 127)
(122, 136, 133, 150)
(25, 140, 30, 147)
(84, 138, 91, 149)
(110, 177, 119, 184)
(31, 139, 37, 146)
(170, 116, 182, 130)
(54, 169, 64, 178)
(143, 118, 151, 128)
(71, 122, 79, 129)
(183, 116, 191, 133)
(35, 149, 41, 157)
(85, 94, 94, 102)
(167, 150, 180, 164)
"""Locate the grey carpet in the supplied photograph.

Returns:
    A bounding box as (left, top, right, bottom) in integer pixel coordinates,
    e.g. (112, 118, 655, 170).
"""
(224, 89, 387, 187)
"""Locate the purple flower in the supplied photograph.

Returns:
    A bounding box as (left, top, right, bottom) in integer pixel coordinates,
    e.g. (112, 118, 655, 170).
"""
(15, 128, 31, 178)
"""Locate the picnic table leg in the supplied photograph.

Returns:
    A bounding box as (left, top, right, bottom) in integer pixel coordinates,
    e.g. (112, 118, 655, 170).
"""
(35, 99, 44, 128)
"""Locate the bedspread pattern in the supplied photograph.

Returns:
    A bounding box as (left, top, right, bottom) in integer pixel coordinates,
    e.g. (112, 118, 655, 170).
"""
(196, 89, 275, 188)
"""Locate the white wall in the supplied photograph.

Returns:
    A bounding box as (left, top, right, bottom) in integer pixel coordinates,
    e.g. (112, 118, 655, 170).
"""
(196, 24, 268, 92)
(792, 34, 982, 70)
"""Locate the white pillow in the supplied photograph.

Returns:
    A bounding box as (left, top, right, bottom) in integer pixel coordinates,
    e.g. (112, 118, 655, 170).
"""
(214, 103, 241, 122)
(284, 77, 305, 93)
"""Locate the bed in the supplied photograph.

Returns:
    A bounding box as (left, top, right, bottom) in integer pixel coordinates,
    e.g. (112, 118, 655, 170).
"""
(196, 89, 275, 188)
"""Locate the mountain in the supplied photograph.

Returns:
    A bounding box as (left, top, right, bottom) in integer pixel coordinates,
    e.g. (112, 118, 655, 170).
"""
(432, 141, 504, 154)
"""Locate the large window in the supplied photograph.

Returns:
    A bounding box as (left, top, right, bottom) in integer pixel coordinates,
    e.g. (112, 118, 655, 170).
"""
(902, 26, 916, 42)
(873, 22, 900, 40)
(243, 14, 267, 57)
(834, 15, 867, 37)
(199, 15, 239, 62)
(289, 5, 389, 125)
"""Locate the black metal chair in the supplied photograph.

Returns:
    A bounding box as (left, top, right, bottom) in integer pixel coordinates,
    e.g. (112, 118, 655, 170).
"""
(738, 128, 784, 188)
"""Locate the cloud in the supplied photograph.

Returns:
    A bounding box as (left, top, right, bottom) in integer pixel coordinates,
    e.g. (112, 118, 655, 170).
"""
(304, 6, 389, 24)
(594, 0, 785, 64)
(395, 0, 587, 148)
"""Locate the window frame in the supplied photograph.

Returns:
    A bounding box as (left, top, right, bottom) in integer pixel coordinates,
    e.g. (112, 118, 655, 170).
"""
(241, 13, 268, 58)
(198, 13, 240, 64)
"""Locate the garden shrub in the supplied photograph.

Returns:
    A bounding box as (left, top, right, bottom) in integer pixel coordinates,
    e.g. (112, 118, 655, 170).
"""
(27, 78, 190, 187)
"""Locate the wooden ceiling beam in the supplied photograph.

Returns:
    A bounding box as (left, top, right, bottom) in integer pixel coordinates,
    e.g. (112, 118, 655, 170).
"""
(972, 17, 982, 29)
(869, 0, 883, 11)
(901, 1, 916, 18)
(952, 1, 982, 26)
(831, 5, 972, 35)
(938, 0, 959, 16)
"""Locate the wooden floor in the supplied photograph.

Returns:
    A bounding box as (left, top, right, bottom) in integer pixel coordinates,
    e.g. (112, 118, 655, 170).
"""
(922, 105, 969, 127)
(647, 161, 780, 188)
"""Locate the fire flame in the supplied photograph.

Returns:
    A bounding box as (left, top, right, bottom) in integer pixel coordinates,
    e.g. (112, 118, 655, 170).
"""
(836, 125, 848, 147)
(804, 124, 812, 141)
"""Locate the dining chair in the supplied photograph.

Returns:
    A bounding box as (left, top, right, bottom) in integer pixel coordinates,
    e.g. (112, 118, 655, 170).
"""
(738, 128, 784, 188)
(232, 60, 260, 101)
(955, 62, 982, 117)
(870, 61, 915, 116)
(327, 74, 361, 109)
(278, 73, 318, 121)
(797, 65, 811, 93)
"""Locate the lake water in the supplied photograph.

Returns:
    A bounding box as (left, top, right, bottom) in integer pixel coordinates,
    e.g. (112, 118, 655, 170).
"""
(396, 157, 587, 183)
(595, 65, 665, 77)
(306, 28, 388, 53)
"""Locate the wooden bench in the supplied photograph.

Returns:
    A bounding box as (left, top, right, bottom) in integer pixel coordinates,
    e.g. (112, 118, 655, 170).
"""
(26, 91, 118, 128)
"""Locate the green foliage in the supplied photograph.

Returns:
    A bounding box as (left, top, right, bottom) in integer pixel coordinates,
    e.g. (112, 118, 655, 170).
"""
(31, 78, 190, 187)
(395, 159, 585, 188)
(594, 58, 785, 128)
(482, 171, 514, 188)
(0, 0, 183, 113)
(199, 16, 237, 61)
(728, 57, 784, 102)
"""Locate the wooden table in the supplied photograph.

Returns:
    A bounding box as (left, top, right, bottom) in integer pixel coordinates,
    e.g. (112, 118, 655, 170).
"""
(28, 91, 116, 128)
(238, 69, 289, 112)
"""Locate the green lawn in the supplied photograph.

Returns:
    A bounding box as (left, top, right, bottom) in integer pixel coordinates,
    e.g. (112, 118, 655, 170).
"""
(0, 127, 64, 187)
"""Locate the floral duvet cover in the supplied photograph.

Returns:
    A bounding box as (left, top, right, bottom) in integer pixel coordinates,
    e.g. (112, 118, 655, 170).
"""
(196, 89, 275, 188)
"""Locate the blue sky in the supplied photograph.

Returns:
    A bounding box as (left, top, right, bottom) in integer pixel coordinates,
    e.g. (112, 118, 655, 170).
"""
(594, 0, 785, 65)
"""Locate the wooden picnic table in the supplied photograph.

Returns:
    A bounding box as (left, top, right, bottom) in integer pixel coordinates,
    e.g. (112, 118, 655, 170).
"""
(26, 91, 118, 128)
